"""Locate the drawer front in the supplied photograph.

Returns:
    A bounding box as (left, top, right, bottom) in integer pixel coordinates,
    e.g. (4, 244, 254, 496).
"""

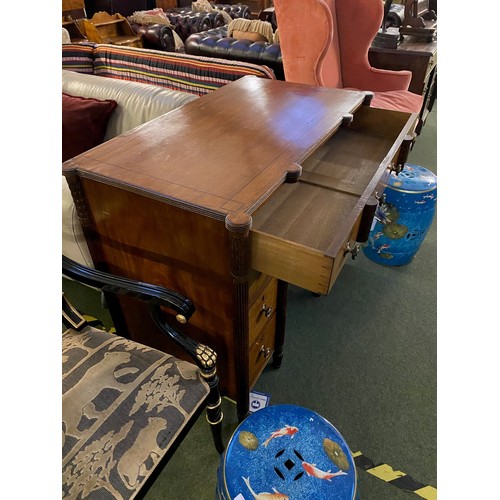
(251, 106, 415, 295)
(248, 271, 272, 303)
(249, 277, 278, 345)
(249, 315, 276, 386)
(251, 231, 335, 295)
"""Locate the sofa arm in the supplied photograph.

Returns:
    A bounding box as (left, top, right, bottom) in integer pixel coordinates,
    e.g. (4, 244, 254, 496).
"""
(166, 11, 225, 41)
(185, 31, 284, 80)
(130, 22, 176, 51)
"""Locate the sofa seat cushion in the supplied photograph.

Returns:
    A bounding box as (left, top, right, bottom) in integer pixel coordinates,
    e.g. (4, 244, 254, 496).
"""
(371, 89, 423, 114)
(62, 93, 117, 162)
(63, 326, 209, 499)
(344, 87, 423, 114)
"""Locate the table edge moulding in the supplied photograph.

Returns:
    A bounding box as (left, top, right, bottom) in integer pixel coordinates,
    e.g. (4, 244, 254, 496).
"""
(63, 76, 418, 420)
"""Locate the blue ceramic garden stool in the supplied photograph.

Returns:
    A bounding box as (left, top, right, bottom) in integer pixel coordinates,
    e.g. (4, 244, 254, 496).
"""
(363, 163, 437, 266)
(216, 404, 357, 499)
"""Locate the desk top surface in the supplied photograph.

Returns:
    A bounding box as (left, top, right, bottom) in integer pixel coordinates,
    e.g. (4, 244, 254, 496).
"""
(63, 76, 366, 224)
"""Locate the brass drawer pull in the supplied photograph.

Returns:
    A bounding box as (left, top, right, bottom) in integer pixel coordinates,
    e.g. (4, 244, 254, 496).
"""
(261, 303, 273, 318)
(260, 345, 272, 359)
(345, 242, 360, 260)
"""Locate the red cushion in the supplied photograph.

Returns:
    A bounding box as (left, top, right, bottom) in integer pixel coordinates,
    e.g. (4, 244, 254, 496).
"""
(370, 89, 423, 114)
(62, 93, 117, 162)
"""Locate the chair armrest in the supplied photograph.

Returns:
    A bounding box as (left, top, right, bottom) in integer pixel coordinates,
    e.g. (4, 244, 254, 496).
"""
(343, 65, 412, 93)
(62, 256, 220, 373)
(63, 255, 194, 322)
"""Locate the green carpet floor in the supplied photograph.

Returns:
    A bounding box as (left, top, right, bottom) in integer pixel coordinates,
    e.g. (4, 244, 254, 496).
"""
(63, 105, 437, 499)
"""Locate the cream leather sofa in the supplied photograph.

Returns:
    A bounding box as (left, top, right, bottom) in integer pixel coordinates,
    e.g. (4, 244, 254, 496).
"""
(62, 70, 198, 265)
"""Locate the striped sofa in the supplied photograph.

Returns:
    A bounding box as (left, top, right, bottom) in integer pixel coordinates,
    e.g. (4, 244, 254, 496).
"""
(62, 42, 276, 96)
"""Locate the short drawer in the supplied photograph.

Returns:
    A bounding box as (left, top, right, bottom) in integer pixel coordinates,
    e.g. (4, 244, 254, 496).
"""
(250, 105, 416, 295)
(249, 315, 276, 387)
(249, 277, 278, 345)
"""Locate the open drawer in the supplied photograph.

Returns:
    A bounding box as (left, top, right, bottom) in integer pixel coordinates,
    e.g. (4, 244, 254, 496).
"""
(250, 105, 417, 295)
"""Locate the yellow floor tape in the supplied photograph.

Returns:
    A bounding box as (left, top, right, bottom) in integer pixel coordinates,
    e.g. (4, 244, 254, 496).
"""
(352, 451, 437, 499)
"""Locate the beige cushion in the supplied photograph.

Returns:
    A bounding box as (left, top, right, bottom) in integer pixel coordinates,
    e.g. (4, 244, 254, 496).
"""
(227, 19, 274, 43)
(62, 71, 198, 265)
(62, 27, 71, 44)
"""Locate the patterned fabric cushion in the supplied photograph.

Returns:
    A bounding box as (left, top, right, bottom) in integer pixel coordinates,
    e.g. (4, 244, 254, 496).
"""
(62, 42, 96, 74)
(62, 326, 209, 499)
(92, 44, 276, 96)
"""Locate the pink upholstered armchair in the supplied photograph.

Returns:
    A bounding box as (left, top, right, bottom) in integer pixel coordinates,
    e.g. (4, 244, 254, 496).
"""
(273, 0, 423, 114)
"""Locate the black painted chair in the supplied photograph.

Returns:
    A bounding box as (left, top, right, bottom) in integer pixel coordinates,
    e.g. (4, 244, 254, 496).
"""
(62, 256, 224, 499)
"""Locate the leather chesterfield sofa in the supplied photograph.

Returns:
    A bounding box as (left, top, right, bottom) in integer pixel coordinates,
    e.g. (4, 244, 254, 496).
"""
(163, 4, 250, 42)
(165, 10, 226, 41)
(129, 22, 177, 51)
(185, 26, 284, 80)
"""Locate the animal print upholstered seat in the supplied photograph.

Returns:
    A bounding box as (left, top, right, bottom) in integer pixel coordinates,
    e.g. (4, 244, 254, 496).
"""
(62, 326, 210, 499)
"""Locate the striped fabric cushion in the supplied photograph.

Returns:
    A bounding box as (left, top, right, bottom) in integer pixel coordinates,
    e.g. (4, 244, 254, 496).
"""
(62, 42, 97, 74)
(92, 44, 276, 96)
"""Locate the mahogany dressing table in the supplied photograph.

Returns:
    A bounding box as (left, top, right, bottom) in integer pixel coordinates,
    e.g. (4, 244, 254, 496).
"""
(63, 77, 417, 420)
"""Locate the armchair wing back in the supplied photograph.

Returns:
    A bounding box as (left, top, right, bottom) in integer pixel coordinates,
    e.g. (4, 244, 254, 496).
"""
(334, 0, 411, 92)
(274, 0, 422, 114)
(272, 0, 342, 88)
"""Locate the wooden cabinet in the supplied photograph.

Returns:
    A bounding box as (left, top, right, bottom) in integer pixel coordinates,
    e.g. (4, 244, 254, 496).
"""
(63, 77, 417, 420)
(83, 12, 143, 47)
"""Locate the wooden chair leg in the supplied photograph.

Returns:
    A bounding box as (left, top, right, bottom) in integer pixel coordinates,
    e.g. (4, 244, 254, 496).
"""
(201, 360, 225, 454)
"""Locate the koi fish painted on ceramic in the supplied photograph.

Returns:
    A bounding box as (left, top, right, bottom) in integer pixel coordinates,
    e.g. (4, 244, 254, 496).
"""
(373, 231, 384, 240)
(377, 244, 390, 254)
(301, 461, 347, 481)
(262, 425, 298, 447)
(242, 477, 289, 499)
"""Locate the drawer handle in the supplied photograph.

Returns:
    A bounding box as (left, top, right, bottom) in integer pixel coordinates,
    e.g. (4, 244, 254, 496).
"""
(261, 303, 273, 318)
(260, 345, 272, 359)
(345, 242, 360, 260)
(389, 161, 404, 175)
(375, 191, 386, 205)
